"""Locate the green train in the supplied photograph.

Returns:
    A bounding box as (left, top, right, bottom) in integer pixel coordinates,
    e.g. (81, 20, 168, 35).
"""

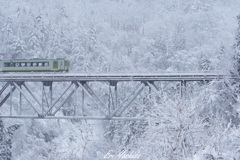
(0, 58, 70, 72)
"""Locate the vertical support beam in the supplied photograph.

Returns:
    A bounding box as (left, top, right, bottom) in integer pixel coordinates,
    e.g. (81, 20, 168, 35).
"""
(42, 81, 53, 114)
(111, 83, 145, 117)
(74, 87, 76, 116)
(180, 80, 187, 98)
(52, 82, 79, 116)
(82, 88, 85, 116)
(148, 83, 151, 102)
(146, 81, 160, 93)
(149, 84, 151, 94)
(78, 82, 107, 116)
(180, 81, 182, 98)
(116, 83, 145, 116)
(10, 83, 13, 116)
(42, 82, 44, 114)
(49, 82, 53, 115)
(114, 83, 117, 110)
(108, 81, 118, 117)
(20, 84, 22, 115)
(13, 82, 40, 115)
(45, 82, 73, 116)
(146, 81, 160, 101)
(108, 85, 111, 116)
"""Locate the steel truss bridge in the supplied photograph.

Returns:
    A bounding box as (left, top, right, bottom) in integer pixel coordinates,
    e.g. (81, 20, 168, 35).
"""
(0, 73, 236, 120)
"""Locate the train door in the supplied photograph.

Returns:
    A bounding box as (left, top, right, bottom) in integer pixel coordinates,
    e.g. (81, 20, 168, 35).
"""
(59, 60, 64, 70)
(64, 60, 69, 71)
(53, 61, 58, 70)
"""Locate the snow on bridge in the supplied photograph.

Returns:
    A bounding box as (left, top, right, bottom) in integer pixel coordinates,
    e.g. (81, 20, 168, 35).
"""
(0, 72, 235, 81)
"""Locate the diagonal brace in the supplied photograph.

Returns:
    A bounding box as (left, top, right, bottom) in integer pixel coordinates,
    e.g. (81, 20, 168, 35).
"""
(111, 83, 145, 117)
(45, 82, 73, 116)
(0, 82, 10, 96)
(52, 82, 79, 116)
(23, 83, 41, 106)
(13, 82, 40, 115)
(146, 81, 159, 93)
(78, 82, 108, 116)
(0, 85, 16, 107)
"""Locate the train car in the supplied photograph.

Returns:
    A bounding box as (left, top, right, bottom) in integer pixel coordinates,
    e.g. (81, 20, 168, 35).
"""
(0, 58, 70, 72)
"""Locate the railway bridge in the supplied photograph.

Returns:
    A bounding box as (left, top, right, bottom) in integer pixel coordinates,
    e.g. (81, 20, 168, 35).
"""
(0, 73, 237, 120)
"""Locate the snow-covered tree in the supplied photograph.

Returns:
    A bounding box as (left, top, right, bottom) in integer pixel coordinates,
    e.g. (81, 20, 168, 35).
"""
(0, 120, 20, 160)
(0, 0, 239, 159)
(198, 54, 212, 71)
(234, 14, 240, 75)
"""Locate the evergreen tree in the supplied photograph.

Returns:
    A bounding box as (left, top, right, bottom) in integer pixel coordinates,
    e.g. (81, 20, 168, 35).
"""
(172, 22, 186, 51)
(27, 31, 41, 57)
(234, 14, 240, 75)
(1, 18, 17, 58)
(150, 36, 169, 70)
(198, 54, 212, 71)
(214, 44, 226, 71)
(10, 38, 26, 59)
(0, 120, 20, 160)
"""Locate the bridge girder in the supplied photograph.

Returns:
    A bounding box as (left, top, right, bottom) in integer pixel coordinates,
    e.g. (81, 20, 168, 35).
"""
(0, 73, 232, 120)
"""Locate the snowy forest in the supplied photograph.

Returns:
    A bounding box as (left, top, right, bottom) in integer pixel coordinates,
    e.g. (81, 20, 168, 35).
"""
(0, 0, 240, 159)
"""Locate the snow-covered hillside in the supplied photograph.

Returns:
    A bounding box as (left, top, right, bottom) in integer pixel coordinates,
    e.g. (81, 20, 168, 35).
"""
(0, 0, 240, 159)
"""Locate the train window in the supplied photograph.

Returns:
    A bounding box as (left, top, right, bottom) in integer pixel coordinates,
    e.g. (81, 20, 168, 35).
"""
(9, 63, 14, 67)
(4, 63, 9, 67)
(27, 63, 31, 67)
(15, 63, 20, 67)
(3, 62, 15, 67)
(44, 62, 49, 66)
(21, 63, 26, 67)
(33, 62, 37, 66)
(39, 62, 43, 66)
